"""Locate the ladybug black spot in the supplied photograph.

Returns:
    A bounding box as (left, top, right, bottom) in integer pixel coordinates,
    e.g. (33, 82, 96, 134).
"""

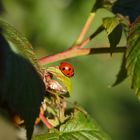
(59, 61, 74, 78)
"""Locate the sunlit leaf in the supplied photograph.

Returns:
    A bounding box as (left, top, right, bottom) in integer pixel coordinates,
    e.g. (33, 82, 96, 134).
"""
(103, 17, 120, 35)
(126, 17, 140, 99)
(32, 110, 111, 140)
(0, 20, 45, 140)
(103, 17, 123, 49)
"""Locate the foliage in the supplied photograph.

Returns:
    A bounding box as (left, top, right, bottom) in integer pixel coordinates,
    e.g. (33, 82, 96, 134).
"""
(126, 17, 140, 99)
(92, 0, 115, 12)
(112, 0, 140, 22)
(0, 20, 45, 140)
(1, 0, 140, 140)
(112, 54, 127, 86)
(32, 110, 110, 140)
(103, 16, 123, 49)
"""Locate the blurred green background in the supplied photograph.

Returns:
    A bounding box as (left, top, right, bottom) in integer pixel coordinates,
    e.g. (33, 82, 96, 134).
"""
(1, 0, 140, 140)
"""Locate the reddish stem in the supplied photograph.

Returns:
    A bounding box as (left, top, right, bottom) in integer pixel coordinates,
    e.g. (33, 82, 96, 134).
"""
(38, 48, 90, 65)
(72, 12, 95, 48)
(38, 12, 97, 65)
(39, 113, 53, 129)
(38, 47, 126, 65)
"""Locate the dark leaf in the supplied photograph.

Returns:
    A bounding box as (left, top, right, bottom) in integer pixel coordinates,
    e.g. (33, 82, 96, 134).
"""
(112, 0, 140, 22)
(103, 17, 123, 49)
(92, 0, 115, 12)
(126, 17, 140, 99)
(0, 19, 42, 75)
(112, 54, 127, 86)
(108, 24, 123, 49)
(0, 20, 45, 140)
(0, 1, 4, 14)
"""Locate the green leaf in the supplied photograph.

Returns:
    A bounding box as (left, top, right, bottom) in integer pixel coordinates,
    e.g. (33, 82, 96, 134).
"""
(126, 17, 140, 99)
(103, 17, 120, 35)
(32, 111, 111, 140)
(0, 21, 45, 140)
(103, 17, 123, 49)
(92, 0, 116, 12)
(47, 67, 72, 96)
(112, 54, 127, 86)
(32, 130, 59, 140)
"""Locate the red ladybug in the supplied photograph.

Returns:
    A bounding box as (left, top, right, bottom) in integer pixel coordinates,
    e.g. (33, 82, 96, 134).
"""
(59, 62, 74, 78)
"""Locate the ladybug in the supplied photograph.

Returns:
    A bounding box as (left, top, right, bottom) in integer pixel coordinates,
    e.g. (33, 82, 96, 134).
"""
(59, 62, 74, 78)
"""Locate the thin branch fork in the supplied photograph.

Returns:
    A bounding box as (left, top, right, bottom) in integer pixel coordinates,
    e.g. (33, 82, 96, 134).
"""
(74, 12, 96, 46)
(37, 11, 126, 65)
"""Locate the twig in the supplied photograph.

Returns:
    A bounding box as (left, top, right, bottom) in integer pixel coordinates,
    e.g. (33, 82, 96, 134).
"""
(37, 10, 125, 65)
(77, 25, 104, 48)
(38, 47, 126, 65)
(38, 48, 90, 65)
(38, 25, 106, 65)
(89, 47, 126, 54)
(72, 12, 96, 48)
(39, 113, 53, 129)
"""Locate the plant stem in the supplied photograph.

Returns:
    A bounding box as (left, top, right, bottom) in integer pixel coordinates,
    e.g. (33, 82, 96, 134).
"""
(38, 47, 126, 65)
(90, 47, 126, 54)
(73, 12, 96, 47)
(39, 113, 53, 129)
(38, 48, 90, 65)
(78, 25, 104, 48)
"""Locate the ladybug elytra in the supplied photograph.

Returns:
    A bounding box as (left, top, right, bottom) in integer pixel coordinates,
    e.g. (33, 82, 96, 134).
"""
(59, 62, 74, 78)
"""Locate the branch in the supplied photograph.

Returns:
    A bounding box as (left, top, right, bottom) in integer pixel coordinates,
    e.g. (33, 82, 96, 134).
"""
(89, 47, 126, 54)
(37, 10, 124, 65)
(38, 25, 105, 65)
(38, 47, 126, 65)
(74, 25, 105, 48)
(39, 113, 53, 129)
(38, 48, 90, 65)
(72, 12, 96, 48)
